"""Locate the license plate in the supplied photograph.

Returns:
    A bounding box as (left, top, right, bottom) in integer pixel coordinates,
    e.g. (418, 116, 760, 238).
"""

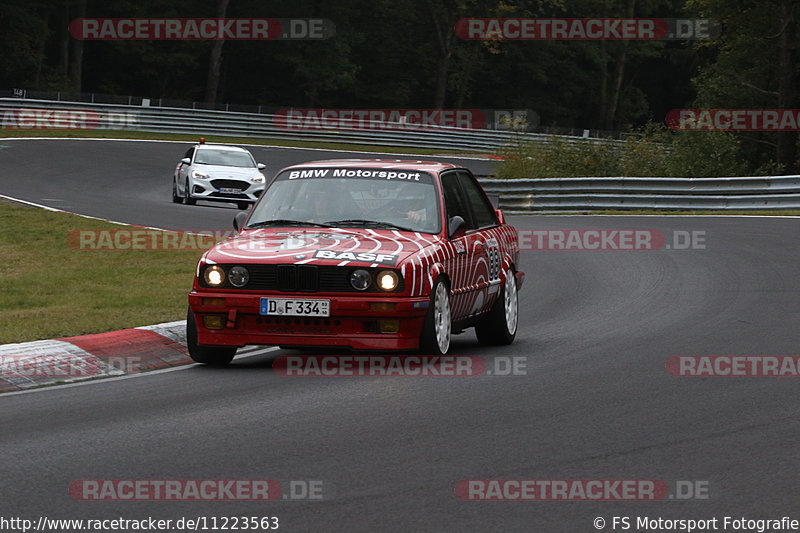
(219, 187, 241, 194)
(260, 298, 330, 317)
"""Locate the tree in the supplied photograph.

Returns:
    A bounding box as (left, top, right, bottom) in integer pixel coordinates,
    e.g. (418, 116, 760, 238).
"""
(688, 0, 799, 173)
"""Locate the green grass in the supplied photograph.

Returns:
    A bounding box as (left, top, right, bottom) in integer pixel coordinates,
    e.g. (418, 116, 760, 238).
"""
(0, 128, 480, 156)
(0, 200, 204, 344)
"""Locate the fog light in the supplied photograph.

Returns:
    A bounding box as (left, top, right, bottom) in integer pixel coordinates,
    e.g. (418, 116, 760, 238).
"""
(370, 302, 396, 311)
(202, 298, 226, 306)
(203, 315, 225, 330)
(377, 319, 400, 334)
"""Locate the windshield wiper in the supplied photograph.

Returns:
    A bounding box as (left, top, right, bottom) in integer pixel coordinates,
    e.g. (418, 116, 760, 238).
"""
(325, 219, 416, 232)
(245, 219, 332, 229)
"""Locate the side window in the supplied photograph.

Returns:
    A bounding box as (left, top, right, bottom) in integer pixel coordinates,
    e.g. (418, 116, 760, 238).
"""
(458, 171, 498, 229)
(441, 172, 472, 228)
(184, 147, 194, 160)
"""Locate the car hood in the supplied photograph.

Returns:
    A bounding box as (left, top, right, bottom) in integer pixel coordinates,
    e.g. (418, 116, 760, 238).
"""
(205, 227, 442, 267)
(195, 165, 259, 179)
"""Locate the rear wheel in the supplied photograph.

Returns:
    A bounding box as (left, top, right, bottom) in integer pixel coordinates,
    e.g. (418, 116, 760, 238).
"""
(172, 179, 183, 203)
(419, 278, 451, 355)
(475, 267, 518, 346)
(184, 178, 196, 205)
(186, 308, 236, 365)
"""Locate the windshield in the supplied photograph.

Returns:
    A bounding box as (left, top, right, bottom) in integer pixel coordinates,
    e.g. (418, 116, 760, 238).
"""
(247, 168, 441, 234)
(194, 149, 255, 168)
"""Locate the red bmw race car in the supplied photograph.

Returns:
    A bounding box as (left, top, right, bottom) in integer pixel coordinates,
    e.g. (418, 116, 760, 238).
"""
(187, 159, 524, 365)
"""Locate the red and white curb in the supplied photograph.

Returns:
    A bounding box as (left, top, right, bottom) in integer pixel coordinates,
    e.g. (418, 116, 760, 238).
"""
(0, 321, 190, 392)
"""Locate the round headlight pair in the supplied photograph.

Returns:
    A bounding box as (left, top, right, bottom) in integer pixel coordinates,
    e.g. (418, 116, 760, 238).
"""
(203, 265, 249, 288)
(349, 269, 400, 292)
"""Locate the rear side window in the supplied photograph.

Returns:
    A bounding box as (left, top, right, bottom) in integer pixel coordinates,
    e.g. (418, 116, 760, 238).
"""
(458, 171, 497, 229)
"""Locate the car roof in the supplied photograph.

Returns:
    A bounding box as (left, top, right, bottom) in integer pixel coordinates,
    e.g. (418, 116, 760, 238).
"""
(280, 159, 462, 173)
(195, 144, 250, 152)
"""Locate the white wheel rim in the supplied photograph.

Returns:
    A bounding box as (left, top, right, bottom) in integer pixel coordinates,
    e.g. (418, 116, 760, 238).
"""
(504, 269, 518, 335)
(434, 283, 451, 354)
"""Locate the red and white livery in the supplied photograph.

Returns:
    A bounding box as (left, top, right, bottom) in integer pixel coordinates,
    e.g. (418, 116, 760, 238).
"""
(187, 159, 524, 364)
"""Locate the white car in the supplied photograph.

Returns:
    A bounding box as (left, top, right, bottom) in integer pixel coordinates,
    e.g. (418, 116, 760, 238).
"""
(172, 141, 267, 210)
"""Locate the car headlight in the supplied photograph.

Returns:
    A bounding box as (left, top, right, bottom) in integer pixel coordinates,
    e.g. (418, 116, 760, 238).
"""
(192, 170, 209, 180)
(350, 269, 372, 291)
(253, 173, 265, 183)
(204, 265, 225, 287)
(377, 270, 399, 291)
(228, 266, 249, 287)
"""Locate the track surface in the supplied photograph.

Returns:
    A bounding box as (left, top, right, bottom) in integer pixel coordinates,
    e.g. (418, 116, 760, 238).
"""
(3, 139, 800, 531)
(0, 138, 496, 230)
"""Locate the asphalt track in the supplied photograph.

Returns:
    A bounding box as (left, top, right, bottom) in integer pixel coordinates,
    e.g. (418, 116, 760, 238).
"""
(3, 139, 800, 531)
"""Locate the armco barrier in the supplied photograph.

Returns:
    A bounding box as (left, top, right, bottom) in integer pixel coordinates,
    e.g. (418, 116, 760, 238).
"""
(476, 176, 800, 212)
(0, 98, 564, 152)
(2, 98, 795, 212)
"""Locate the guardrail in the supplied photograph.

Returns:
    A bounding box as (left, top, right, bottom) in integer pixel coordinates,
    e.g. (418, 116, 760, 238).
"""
(477, 176, 800, 212)
(2, 98, 794, 212)
(0, 97, 610, 152)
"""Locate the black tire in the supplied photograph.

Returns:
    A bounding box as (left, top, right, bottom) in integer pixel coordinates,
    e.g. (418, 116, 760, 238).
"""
(237, 201, 250, 211)
(186, 308, 236, 365)
(419, 277, 451, 355)
(172, 179, 183, 203)
(184, 179, 196, 205)
(475, 267, 518, 346)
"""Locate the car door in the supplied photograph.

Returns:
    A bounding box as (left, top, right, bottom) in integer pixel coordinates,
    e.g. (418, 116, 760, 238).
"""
(440, 170, 484, 321)
(177, 147, 195, 194)
(456, 170, 502, 316)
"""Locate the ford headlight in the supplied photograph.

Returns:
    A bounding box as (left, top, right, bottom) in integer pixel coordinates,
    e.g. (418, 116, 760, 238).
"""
(253, 173, 265, 183)
(192, 170, 209, 180)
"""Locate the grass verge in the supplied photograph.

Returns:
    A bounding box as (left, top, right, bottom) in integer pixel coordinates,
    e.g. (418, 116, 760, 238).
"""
(0, 200, 203, 344)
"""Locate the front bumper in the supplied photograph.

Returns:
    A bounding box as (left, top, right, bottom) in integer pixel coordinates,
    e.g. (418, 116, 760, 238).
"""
(189, 291, 430, 351)
(189, 177, 265, 203)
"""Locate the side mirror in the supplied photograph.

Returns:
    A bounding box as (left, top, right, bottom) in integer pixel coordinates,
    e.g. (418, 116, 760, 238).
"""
(233, 211, 248, 231)
(181, 157, 191, 164)
(448, 215, 466, 239)
(257, 163, 266, 170)
(495, 208, 506, 225)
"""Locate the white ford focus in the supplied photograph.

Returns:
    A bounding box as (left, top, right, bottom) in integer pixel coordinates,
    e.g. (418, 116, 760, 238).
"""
(172, 141, 267, 210)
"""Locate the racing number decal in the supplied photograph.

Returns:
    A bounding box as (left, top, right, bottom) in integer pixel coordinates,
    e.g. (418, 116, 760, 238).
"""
(486, 237, 500, 281)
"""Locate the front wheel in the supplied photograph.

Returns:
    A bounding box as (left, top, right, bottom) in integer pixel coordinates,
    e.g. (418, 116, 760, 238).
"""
(475, 267, 518, 346)
(172, 179, 183, 203)
(186, 308, 236, 365)
(419, 278, 451, 355)
(184, 179, 196, 205)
